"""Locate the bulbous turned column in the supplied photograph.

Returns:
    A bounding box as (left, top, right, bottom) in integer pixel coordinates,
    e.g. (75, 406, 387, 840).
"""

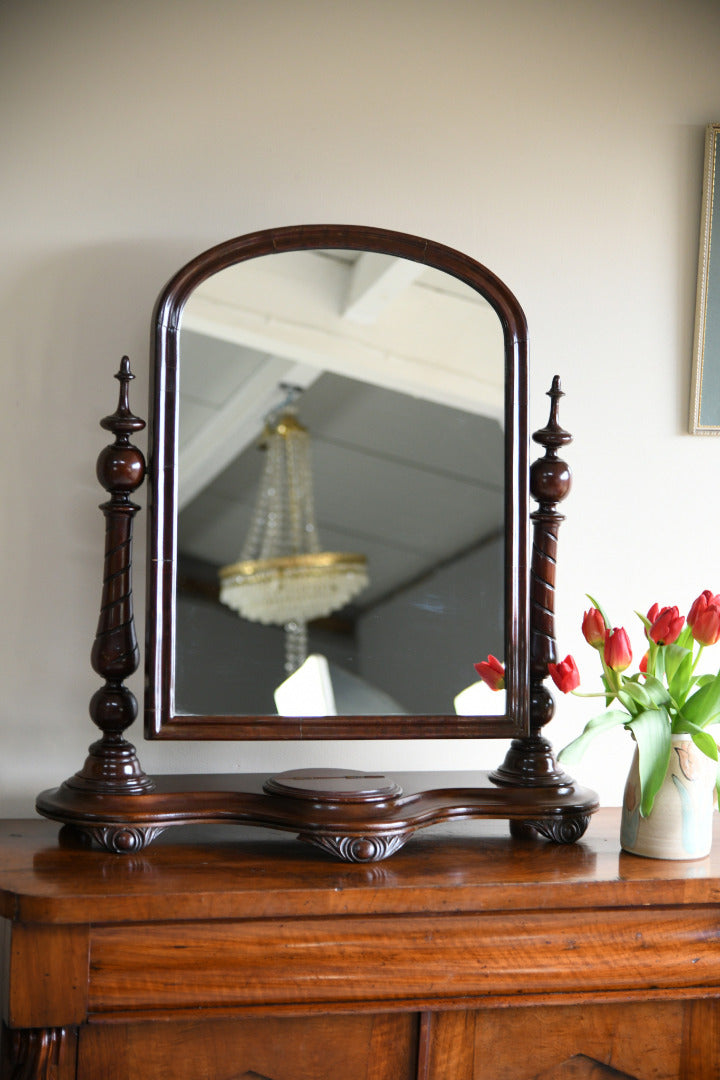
(491, 376, 573, 789)
(65, 357, 153, 795)
(528, 374, 572, 735)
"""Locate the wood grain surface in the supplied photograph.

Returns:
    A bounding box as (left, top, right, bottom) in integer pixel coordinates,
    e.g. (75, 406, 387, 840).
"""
(3, 808, 720, 1078)
(5, 803, 720, 923)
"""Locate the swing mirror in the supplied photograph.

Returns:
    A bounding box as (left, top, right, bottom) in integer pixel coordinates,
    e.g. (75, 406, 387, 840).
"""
(145, 225, 529, 740)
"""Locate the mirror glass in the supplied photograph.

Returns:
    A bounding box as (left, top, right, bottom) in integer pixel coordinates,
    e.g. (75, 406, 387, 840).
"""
(173, 249, 505, 718)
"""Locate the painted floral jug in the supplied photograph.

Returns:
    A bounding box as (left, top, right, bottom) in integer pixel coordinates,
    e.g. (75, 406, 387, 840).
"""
(620, 734, 717, 860)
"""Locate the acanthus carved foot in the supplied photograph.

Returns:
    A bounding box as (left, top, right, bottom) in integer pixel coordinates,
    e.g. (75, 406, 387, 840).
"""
(511, 814, 590, 844)
(85, 824, 166, 853)
(298, 832, 412, 862)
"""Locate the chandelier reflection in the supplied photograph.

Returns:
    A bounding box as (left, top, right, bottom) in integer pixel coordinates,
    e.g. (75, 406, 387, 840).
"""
(219, 396, 368, 674)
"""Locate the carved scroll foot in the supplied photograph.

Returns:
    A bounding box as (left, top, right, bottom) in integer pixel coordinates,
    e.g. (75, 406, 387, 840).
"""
(510, 814, 591, 844)
(298, 832, 412, 862)
(5, 1026, 75, 1080)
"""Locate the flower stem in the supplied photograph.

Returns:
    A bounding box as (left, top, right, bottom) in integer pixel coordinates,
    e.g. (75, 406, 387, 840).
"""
(690, 643, 704, 677)
(571, 690, 619, 700)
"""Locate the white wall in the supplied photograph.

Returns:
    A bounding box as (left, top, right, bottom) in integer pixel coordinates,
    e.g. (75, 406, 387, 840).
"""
(3, 0, 720, 816)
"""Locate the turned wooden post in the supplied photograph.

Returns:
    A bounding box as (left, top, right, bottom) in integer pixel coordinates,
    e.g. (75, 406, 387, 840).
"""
(66, 358, 153, 795)
(528, 375, 572, 735)
(491, 376, 573, 790)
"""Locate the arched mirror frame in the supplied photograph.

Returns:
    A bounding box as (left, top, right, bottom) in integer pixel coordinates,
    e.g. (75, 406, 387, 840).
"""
(146, 224, 530, 741)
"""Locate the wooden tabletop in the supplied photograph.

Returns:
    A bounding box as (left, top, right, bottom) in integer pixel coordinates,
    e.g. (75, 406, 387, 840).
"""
(3, 803, 720, 926)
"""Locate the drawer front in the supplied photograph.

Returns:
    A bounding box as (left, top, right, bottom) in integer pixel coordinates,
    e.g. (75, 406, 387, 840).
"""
(89, 908, 720, 1015)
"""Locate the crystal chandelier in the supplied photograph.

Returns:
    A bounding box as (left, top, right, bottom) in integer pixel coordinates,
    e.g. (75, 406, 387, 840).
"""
(219, 400, 368, 673)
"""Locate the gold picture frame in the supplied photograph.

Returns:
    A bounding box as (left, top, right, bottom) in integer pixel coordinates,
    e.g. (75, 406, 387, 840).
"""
(690, 123, 720, 434)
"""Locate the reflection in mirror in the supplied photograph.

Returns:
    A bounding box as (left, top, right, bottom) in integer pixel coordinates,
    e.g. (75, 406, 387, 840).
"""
(174, 250, 505, 718)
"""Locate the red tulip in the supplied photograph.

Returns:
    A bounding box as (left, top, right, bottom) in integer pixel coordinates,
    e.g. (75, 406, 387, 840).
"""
(581, 607, 605, 648)
(647, 604, 684, 646)
(688, 590, 720, 623)
(639, 651, 649, 674)
(604, 627, 632, 671)
(688, 590, 720, 645)
(547, 654, 580, 693)
(474, 655, 505, 691)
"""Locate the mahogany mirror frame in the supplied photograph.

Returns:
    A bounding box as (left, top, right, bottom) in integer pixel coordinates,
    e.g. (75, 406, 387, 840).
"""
(145, 224, 530, 741)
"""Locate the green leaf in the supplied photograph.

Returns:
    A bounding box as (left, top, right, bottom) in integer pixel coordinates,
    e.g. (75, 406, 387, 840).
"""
(642, 674, 671, 707)
(668, 651, 694, 705)
(692, 730, 719, 761)
(558, 709, 629, 765)
(627, 707, 672, 817)
(682, 674, 720, 729)
(664, 643, 692, 687)
(618, 689, 642, 715)
(652, 645, 665, 682)
(619, 681, 653, 709)
(599, 672, 615, 709)
(671, 717, 719, 761)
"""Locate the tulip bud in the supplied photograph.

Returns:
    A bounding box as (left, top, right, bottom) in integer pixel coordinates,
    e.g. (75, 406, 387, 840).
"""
(547, 654, 580, 693)
(474, 655, 505, 691)
(647, 604, 684, 646)
(639, 651, 649, 674)
(689, 599, 720, 645)
(688, 590, 720, 645)
(604, 627, 632, 671)
(582, 607, 606, 648)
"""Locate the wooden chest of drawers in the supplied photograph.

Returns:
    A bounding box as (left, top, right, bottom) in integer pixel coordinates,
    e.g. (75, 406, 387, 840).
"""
(2, 807, 720, 1079)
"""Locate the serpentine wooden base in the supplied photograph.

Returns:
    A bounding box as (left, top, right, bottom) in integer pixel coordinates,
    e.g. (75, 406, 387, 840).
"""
(36, 769, 598, 860)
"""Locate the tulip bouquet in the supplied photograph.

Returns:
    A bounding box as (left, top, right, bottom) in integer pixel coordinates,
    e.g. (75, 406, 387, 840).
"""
(474, 590, 720, 817)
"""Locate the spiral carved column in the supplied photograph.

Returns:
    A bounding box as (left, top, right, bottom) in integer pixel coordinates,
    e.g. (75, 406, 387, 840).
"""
(491, 376, 574, 791)
(528, 375, 572, 735)
(64, 357, 153, 796)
